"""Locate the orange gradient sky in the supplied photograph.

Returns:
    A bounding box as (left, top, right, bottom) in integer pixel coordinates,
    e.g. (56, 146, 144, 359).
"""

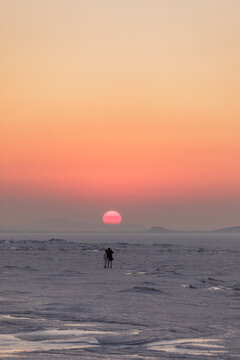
(1, 0, 240, 230)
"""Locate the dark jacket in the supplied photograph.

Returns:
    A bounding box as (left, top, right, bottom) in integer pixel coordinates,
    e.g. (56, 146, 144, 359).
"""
(107, 248, 114, 261)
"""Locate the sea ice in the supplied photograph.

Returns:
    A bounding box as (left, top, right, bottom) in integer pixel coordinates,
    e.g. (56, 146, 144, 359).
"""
(0, 232, 239, 359)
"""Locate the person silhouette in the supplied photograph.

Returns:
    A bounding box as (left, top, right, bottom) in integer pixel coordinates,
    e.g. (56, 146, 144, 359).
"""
(103, 249, 108, 268)
(107, 247, 114, 268)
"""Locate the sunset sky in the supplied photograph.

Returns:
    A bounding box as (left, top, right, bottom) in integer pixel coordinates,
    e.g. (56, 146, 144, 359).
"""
(1, 0, 240, 230)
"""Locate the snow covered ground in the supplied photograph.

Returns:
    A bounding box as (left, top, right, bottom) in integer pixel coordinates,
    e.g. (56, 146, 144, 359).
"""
(0, 232, 239, 359)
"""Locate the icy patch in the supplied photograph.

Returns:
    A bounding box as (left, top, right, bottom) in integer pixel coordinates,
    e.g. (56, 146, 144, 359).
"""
(0, 331, 99, 357)
(0, 326, 141, 357)
(126, 356, 156, 359)
(0, 315, 31, 321)
(24, 328, 122, 338)
(64, 322, 100, 327)
(208, 286, 224, 291)
(125, 271, 132, 275)
(147, 338, 226, 356)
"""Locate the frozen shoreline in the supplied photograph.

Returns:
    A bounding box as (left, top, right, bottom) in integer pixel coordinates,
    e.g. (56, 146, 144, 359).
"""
(0, 234, 239, 359)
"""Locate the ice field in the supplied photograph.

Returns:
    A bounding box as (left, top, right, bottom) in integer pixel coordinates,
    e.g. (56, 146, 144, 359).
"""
(0, 232, 239, 359)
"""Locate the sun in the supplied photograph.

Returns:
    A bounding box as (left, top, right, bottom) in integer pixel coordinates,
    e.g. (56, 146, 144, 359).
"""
(103, 210, 122, 225)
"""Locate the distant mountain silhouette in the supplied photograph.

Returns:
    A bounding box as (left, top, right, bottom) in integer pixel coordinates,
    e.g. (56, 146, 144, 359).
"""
(1, 220, 240, 233)
(148, 226, 175, 233)
(211, 226, 240, 233)
(148, 225, 240, 233)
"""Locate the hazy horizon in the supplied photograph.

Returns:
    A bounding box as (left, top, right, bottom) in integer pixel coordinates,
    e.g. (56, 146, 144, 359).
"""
(1, 216, 240, 233)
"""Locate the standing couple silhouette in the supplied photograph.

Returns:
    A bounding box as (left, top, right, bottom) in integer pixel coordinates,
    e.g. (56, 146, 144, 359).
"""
(104, 248, 114, 268)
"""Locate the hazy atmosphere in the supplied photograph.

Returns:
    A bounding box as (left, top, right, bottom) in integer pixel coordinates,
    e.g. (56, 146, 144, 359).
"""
(1, 0, 240, 230)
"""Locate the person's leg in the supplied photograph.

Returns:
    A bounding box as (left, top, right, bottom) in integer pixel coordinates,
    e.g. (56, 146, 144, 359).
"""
(104, 259, 107, 268)
(109, 260, 112, 268)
